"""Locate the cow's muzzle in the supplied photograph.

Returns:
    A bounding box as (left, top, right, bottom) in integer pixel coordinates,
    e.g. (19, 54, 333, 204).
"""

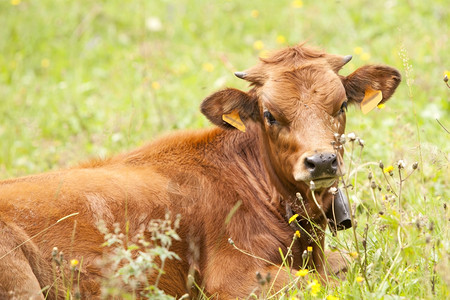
(304, 152, 338, 178)
(327, 188, 352, 232)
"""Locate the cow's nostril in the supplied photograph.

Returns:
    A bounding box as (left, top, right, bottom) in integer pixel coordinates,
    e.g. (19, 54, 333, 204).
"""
(305, 158, 316, 170)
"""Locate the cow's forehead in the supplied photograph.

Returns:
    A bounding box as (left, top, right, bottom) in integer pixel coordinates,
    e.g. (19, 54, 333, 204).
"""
(260, 64, 346, 118)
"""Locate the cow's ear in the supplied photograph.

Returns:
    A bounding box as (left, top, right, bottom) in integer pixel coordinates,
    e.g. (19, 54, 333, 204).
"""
(343, 65, 401, 114)
(201, 88, 258, 131)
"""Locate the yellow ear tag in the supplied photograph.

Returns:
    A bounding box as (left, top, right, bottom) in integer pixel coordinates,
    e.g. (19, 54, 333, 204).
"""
(361, 89, 383, 114)
(222, 109, 246, 132)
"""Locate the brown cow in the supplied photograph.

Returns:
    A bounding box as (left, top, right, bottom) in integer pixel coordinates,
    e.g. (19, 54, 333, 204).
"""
(0, 44, 401, 299)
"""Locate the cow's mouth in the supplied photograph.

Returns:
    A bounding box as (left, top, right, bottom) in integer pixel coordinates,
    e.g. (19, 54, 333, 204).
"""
(310, 177, 338, 189)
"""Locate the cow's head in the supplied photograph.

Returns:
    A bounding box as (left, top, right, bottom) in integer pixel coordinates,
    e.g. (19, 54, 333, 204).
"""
(201, 44, 401, 201)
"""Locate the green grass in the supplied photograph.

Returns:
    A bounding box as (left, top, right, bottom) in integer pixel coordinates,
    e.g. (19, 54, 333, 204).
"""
(1, 0, 448, 299)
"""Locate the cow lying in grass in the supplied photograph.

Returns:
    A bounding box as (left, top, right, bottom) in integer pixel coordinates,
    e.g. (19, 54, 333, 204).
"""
(0, 43, 400, 299)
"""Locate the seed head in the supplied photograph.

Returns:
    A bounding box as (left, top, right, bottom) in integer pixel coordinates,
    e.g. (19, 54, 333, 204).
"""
(379, 161, 384, 169)
(296, 192, 303, 201)
(357, 138, 365, 147)
(309, 180, 316, 191)
(412, 162, 418, 170)
(368, 172, 373, 180)
(328, 187, 338, 195)
(228, 238, 234, 245)
(370, 181, 377, 189)
(52, 247, 58, 259)
(347, 132, 356, 141)
(339, 134, 346, 144)
(444, 74, 448, 83)
(397, 160, 406, 169)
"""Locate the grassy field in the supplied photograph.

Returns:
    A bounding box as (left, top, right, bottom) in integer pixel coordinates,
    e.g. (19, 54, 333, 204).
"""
(1, 0, 448, 299)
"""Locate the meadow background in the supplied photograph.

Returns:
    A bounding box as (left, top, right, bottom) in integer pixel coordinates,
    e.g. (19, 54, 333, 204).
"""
(0, 0, 448, 299)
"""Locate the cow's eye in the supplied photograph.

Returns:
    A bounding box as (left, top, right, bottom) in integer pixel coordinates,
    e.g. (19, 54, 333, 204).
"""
(264, 110, 277, 125)
(339, 101, 348, 114)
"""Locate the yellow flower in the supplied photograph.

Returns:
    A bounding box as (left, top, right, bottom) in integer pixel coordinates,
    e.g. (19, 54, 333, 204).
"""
(259, 50, 270, 59)
(308, 279, 321, 296)
(41, 58, 50, 68)
(70, 259, 79, 267)
(253, 40, 264, 51)
(383, 165, 394, 174)
(295, 269, 309, 277)
(11, 0, 21, 5)
(295, 230, 301, 238)
(202, 63, 214, 72)
(353, 47, 363, 55)
(291, 0, 303, 8)
(151, 81, 161, 90)
(276, 35, 286, 44)
(377, 103, 386, 109)
(289, 214, 299, 224)
(444, 70, 450, 78)
(356, 276, 364, 283)
(361, 52, 371, 61)
(326, 296, 339, 300)
(350, 251, 358, 258)
(407, 268, 415, 273)
(251, 10, 259, 18)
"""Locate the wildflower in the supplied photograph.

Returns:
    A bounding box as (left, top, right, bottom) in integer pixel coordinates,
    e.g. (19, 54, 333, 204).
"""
(444, 70, 450, 80)
(146, 17, 163, 32)
(70, 259, 79, 268)
(307, 246, 313, 252)
(307, 279, 321, 296)
(202, 63, 214, 72)
(259, 50, 270, 59)
(356, 276, 364, 283)
(377, 103, 386, 109)
(383, 165, 394, 174)
(397, 160, 405, 169)
(41, 58, 50, 68)
(350, 251, 358, 258)
(326, 296, 339, 300)
(361, 53, 371, 61)
(276, 35, 286, 44)
(295, 269, 309, 277)
(11, 0, 21, 5)
(295, 230, 301, 238)
(291, 0, 303, 8)
(289, 214, 299, 224)
(407, 268, 415, 273)
(251, 10, 259, 18)
(353, 47, 363, 55)
(253, 40, 264, 51)
(151, 81, 161, 90)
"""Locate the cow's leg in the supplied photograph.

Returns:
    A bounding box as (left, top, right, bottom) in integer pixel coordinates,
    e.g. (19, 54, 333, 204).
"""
(0, 221, 45, 299)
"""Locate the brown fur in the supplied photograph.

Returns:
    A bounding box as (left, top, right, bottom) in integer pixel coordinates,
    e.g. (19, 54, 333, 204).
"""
(0, 44, 401, 299)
